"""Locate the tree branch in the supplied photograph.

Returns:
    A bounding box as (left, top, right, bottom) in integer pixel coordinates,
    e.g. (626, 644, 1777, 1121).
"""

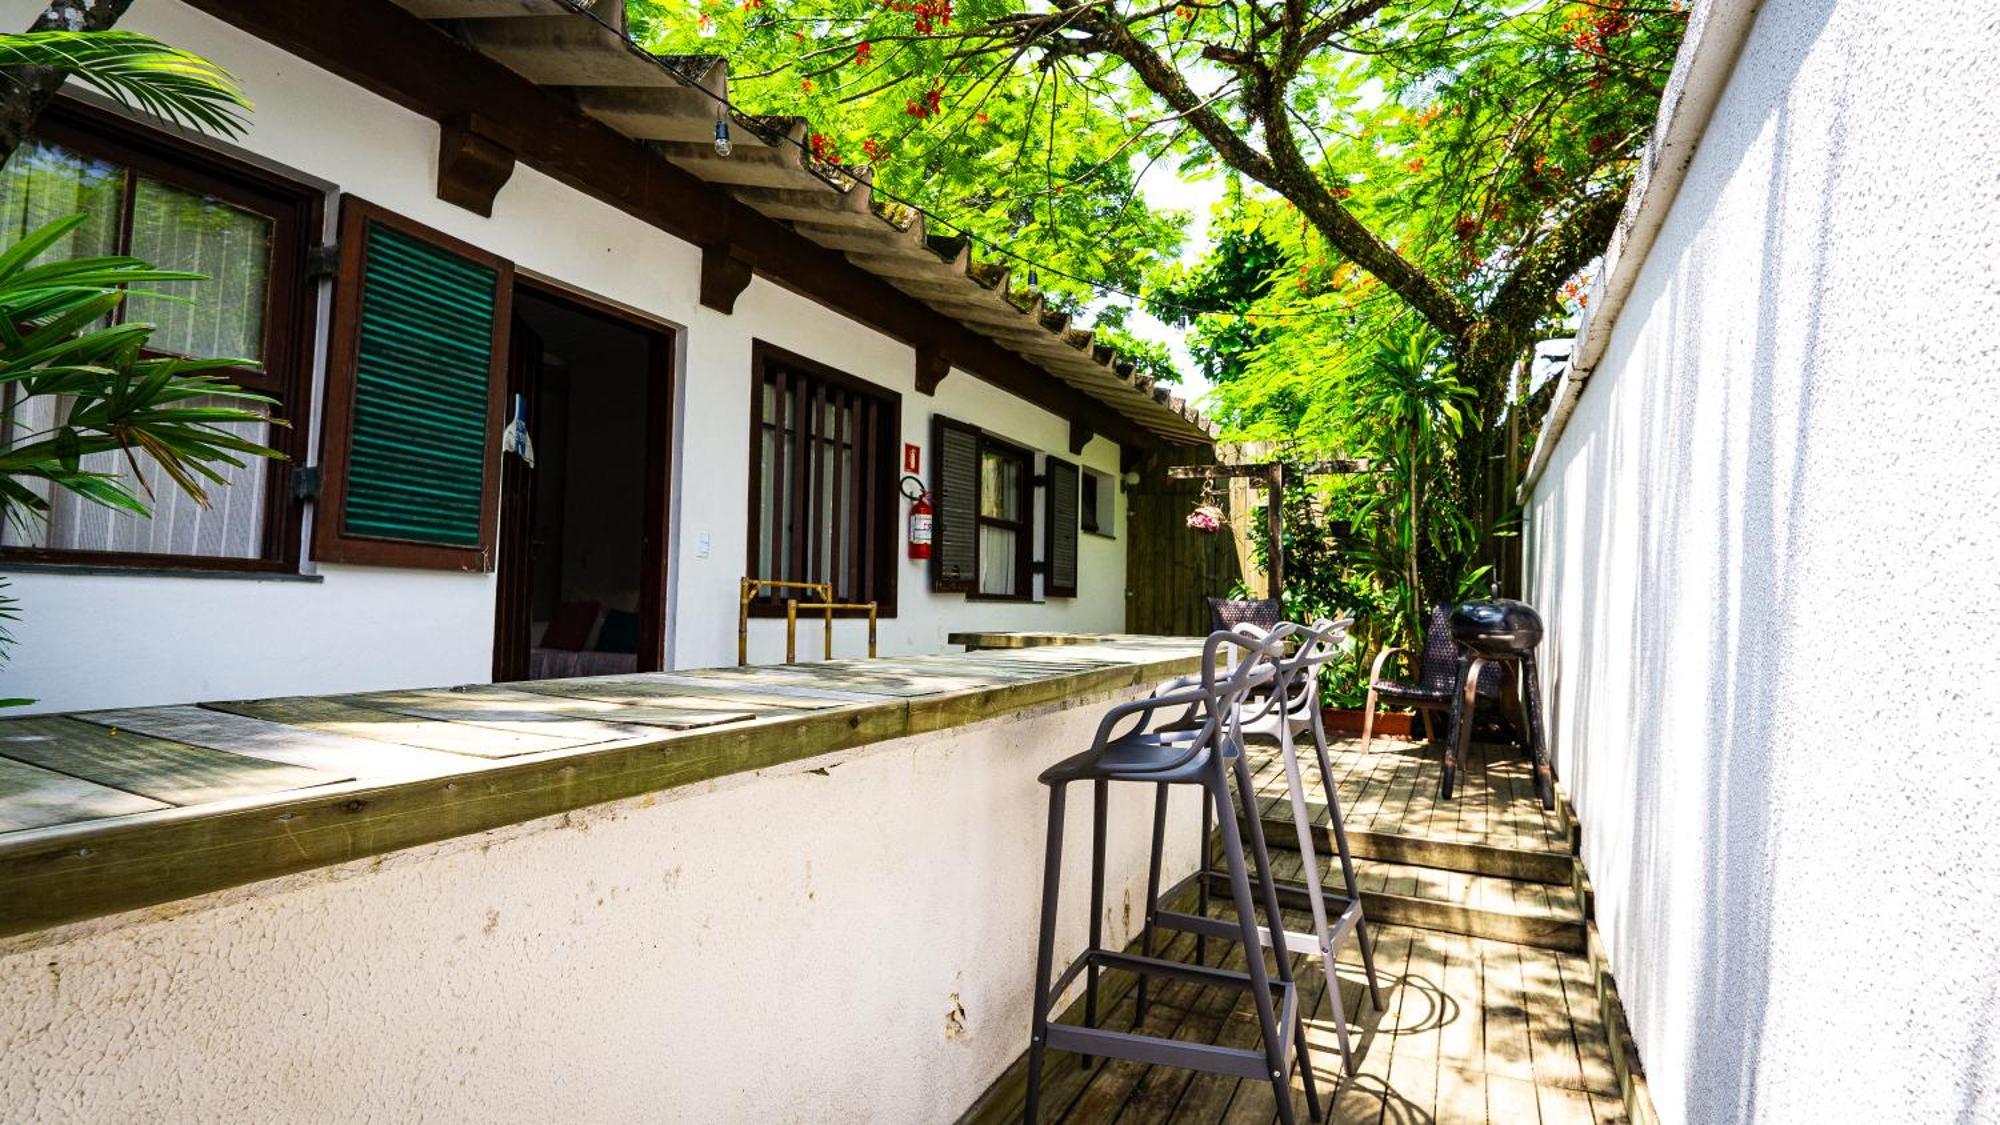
(1035, 0, 1473, 338)
(1468, 179, 1630, 378)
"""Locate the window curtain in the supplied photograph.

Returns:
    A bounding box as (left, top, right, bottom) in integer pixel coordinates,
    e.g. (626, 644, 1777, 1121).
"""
(976, 449, 1022, 596)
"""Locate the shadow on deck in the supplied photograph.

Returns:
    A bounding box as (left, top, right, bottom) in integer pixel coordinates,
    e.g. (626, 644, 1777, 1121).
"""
(961, 734, 1626, 1125)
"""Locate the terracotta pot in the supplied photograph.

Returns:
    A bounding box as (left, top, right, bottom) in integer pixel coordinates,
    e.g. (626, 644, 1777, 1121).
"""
(1321, 708, 1415, 737)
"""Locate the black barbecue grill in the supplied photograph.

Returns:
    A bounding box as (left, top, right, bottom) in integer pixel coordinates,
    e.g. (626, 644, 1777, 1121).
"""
(1440, 598, 1554, 808)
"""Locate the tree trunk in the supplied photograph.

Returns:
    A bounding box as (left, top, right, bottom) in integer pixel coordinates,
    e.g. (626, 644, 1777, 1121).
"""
(0, 1, 135, 166)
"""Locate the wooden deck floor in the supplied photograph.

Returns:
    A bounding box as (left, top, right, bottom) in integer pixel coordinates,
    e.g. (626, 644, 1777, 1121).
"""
(1248, 735, 1570, 859)
(967, 916, 1624, 1124)
(963, 732, 1619, 1124)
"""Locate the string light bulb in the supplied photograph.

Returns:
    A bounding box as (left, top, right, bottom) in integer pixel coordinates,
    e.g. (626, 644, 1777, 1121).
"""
(714, 118, 733, 157)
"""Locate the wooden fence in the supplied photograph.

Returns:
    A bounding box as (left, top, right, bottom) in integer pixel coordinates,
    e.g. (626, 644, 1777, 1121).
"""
(1123, 446, 1251, 635)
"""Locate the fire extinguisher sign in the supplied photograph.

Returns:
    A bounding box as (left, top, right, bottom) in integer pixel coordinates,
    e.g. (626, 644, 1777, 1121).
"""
(903, 442, 921, 474)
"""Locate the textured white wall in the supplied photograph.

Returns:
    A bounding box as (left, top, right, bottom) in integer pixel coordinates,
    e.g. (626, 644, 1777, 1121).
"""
(0, 0, 1130, 714)
(0, 692, 1205, 1122)
(1524, 2, 2000, 1122)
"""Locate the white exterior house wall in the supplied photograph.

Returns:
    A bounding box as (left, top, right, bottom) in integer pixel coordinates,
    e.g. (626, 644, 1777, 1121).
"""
(0, 0, 1133, 715)
(1522, 2, 2000, 1122)
(0, 684, 1206, 1122)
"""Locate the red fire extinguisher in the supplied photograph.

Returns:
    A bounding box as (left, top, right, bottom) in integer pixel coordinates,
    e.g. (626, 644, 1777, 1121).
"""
(903, 475, 932, 560)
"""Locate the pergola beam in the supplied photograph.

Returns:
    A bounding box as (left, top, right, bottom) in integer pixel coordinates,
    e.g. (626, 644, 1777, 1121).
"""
(1166, 459, 1372, 481)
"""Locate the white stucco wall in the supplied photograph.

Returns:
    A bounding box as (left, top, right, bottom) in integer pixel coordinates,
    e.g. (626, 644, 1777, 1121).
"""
(0, 691, 1205, 1122)
(0, 0, 1132, 714)
(1523, 2, 2000, 1122)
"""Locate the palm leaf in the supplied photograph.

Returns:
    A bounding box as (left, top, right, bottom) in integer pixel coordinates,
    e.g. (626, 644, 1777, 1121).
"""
(0, 30, 250, 138)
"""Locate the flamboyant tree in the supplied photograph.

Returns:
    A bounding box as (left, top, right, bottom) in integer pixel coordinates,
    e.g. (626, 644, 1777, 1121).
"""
(639, 0, 1684, 535)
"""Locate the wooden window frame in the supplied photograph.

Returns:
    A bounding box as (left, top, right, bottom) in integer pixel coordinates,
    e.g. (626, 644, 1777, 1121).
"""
(743, 340, 901, 619)
(313, 195, 513, 571)
(0, 98, 322, 575)
(1080, 467, 1115, 538)
(969, 431, 1034, 603)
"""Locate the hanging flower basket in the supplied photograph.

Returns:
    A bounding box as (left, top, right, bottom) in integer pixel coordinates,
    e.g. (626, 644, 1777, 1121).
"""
(1185, 504, 1224, 533)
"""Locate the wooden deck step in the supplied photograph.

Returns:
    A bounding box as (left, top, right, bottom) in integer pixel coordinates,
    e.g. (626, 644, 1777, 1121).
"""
(1211, 847, 1587, 953)
(1248, 799, 1576, 885)
(1243, 737, 1576, 884)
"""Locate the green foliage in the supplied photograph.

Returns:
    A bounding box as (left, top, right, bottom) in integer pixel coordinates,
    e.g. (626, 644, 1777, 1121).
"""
(628, 0, 1683, 409)
(1082, 315, 1180, 387)
(631, 0, 1188, 317)
(1337, 326, 1485, 650)
(1231, 325, 1501, 700)
(0, 30, 250, 139)
(1146, 206, 1284, 386)
(625, 0, 1678, 660)
(1236, 472, 1376, 706)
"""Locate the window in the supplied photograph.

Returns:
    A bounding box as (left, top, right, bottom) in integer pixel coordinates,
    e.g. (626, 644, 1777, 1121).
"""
(747, 342, 899, 616)
(930, 415, 1052, 600)
(976, 437, 1032, 598)
(1080, 467, 1114, 537)
(0, 102, 318, 571)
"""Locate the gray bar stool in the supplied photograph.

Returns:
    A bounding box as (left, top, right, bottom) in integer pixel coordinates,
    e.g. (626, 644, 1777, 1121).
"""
(1024, 629, 1321, 1125)
(1140, 619, 1385, 1077)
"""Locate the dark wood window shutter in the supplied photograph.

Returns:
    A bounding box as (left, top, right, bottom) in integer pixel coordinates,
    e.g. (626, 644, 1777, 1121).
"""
(314, 197, 513, 570)
(1043, 455, 1080, 598)
(931, 414, 980, 592)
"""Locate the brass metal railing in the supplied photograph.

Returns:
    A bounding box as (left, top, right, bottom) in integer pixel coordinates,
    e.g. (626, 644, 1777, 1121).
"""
(738, 577, 878, 665)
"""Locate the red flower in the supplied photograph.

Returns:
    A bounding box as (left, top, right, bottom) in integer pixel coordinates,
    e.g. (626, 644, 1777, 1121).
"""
(911, 0, 952, 33)
(904, 85, 944, 118)
(855, 41, 873, 64)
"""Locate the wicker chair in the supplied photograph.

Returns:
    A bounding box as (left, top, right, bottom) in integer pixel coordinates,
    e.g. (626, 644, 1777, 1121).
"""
(1206, 596, 1284, 634)
(1360, 604, 1500, 754)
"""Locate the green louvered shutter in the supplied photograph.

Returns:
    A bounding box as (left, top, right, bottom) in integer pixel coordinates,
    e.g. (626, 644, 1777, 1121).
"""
(316, 199, 512, 570)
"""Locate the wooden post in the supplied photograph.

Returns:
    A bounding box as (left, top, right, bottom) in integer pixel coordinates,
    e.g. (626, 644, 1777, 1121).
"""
(785, 599, 798, 663)
(1265, 463, 1285, 602)
(1503, 358, 1525, 599)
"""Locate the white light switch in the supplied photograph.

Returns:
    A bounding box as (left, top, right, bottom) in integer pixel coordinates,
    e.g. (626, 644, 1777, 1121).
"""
(695, 532, 712, 559)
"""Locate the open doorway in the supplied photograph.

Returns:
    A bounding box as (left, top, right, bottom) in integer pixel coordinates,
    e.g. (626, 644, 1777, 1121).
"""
(493, 281, 673, 682)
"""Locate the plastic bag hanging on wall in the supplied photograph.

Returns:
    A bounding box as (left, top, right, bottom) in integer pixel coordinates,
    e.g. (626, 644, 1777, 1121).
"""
(501, 392, 535, 468)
